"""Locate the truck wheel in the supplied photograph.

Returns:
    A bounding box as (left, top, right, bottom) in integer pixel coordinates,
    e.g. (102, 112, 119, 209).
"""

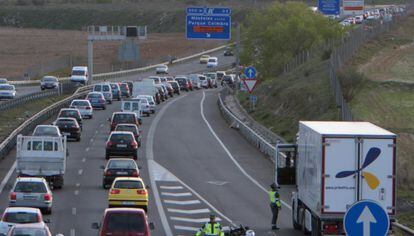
(76, 137, 81, 142)
(302, 208, 311, 235)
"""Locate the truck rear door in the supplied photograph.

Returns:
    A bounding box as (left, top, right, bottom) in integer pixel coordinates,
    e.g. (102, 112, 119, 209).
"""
(323, 138, 357, 214)
(360, 138, 395, 215)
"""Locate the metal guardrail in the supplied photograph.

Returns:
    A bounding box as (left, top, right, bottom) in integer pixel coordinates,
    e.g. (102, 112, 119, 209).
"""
(0, 85, 92, 160)
(393, 222, 414, 236)
(9, 44, 230, 86)
(0, 90, 58, 112)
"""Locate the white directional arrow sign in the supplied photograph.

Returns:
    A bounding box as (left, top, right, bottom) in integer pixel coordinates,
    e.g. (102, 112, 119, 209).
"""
(242, 79, 258, 93)
(357, 206, 377, 236)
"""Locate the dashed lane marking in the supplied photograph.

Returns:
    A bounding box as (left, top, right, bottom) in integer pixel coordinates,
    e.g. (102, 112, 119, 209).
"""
(163, 199, 201, 205)
(78, 169, 83, 175)
(82, 158, 86, 163)
(70, 229, 75, 236)
(167, 208, 210, 214)
(76, 183, 80, 187)
(171, 217, 221, 223)
(160, 185, 184, 190)
(161, 192, 192, 197)
(174, 225, 199, 232)
(72, 207, 76, 215)
(90, 138, 94, 143)
(74, 190, 79, 195)
(85, 147, 90, 152)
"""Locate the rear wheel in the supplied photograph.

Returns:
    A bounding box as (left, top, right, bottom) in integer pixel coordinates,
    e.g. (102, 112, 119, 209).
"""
(292, 201, 301, 230)
(103, 106, 106, 110)
(105, 153, 110, 160)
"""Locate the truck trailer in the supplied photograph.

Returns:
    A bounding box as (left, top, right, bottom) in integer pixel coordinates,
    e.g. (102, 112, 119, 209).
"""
(290, 121, 396, 235)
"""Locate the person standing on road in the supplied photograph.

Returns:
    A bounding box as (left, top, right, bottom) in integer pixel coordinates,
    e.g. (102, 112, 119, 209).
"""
(195, 214, 224, 236)
(269, 183, 282, 230)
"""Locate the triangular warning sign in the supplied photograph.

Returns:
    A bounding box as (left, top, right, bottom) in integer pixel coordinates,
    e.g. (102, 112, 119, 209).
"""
(243, 79, 258, 93)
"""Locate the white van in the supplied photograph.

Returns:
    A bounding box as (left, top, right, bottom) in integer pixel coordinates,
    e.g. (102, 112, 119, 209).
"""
(93, 83, 113, 104)
(121, 100, 143, 124)
(70, 66, 88, 84)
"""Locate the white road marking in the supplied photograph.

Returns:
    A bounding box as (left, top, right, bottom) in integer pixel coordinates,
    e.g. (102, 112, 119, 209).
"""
(206, 181, 228, 186)
(167, 208, 210, 214)
(171, 217, 221, 223)
(82, 158, 86, 163)
(146, 95, 188, 235)
(78, 169, 83, 175)
(90, 138, 94, 142)
(100, 123, 104, 127)
(76, 183, 80, 187)
(85, 147, 90, 152)
(174, 225, 200, 232)
(0, 161, 16, 194)
(74, 190, 79, 195)
(200, 91, 292, 210)
(72, 207, 76, 215)
(70, 229, 75, 236)
(160, 185, 184, 190)
(161, 192, 192, 197)
(95, 130, 98, 134)
(164, 200, 201, 205)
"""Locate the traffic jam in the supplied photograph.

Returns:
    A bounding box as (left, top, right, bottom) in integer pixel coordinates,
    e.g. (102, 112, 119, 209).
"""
(0, 54, 238, 236)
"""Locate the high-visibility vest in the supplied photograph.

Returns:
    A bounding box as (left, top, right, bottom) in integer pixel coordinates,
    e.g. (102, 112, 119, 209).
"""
(199, 222, 223, 236)
(269, 190, 281, 208)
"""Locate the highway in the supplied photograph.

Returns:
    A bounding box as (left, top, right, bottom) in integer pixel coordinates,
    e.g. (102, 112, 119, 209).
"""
(0, 52, 302, 236)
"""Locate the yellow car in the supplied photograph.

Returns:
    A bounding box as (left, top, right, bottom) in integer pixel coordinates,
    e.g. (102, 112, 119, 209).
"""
(108, 177, 149, 212)
(200, 55, 210, 64)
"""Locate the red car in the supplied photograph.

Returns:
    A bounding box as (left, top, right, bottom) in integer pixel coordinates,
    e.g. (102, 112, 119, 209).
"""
(92, 208, 154, 236)
(186, 78, 193, 91)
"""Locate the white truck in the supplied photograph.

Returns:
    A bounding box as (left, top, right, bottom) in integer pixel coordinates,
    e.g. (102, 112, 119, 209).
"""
(16, 135, 67, 189)
(133, 79, 157, 98)
(288, 121, 396, 236)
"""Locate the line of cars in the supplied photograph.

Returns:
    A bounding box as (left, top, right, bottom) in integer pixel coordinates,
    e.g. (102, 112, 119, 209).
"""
(339, 5, 406, 26)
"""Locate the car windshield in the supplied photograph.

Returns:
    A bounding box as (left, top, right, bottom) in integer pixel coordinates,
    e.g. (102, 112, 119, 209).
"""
(108, 160, 136, 169)
(105, 212, 145, 232)
(116, 125, 137, 134)
(33, 127, 58, 136)
(208, 59, 216, 62)
(94, 85, 102, 91)
(15, 182, 47, 193)
(113, 114, 135, 123)
(114, 180, 143, 189)
(72, 70, 85, 76)
(87, 93, 101, 98)
(110, 133, 133, 142)
(4, 212, 39, 224)
(56, 119, 76, 126)
(60, 110, 79, 118)
(10, 228, 48, 236)
(71, 101, 89, 106)
(103, 86, 110, 92)
(42, 77, 57, 82)
(0, 85, 14, 90)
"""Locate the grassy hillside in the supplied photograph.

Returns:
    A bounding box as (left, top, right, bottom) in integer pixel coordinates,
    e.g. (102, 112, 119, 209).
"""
(238, 53, 339, 142)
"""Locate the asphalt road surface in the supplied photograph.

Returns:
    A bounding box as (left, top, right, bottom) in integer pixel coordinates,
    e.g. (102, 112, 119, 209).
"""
(0, 53, 303, 236)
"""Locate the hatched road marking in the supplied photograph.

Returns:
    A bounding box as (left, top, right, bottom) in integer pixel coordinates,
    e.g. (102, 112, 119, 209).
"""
(161, 192, 192, 197)
(170, 217, 222, 223)
(167, 208, 210, 214)
(160, 185, 184, 190)
(164, 199, 201, 205)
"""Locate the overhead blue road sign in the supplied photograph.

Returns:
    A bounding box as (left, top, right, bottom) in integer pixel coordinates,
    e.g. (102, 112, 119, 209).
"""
(318, 0, 340, 15)
(344, 200, 390, 236)
(187, 7, 231, 16)
(244, 66, 257, 79)
(186, 15, 231, 40)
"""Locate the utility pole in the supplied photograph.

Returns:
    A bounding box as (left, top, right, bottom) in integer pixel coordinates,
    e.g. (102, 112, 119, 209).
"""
(88, 39, 94, 84)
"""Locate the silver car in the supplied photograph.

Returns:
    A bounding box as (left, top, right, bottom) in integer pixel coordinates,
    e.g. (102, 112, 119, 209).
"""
(40, 76, 59, 90)
(0, 84, 16, 99)
(93, 83, 113, 104)
(9, 178, 53, 214)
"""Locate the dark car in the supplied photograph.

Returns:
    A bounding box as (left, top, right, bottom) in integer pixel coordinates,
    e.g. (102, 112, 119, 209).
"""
(115, 124, 141, 146)
(86, 92, 107, 110)
(167, 81, 180, 95)
(155, 86, 165, 102)
(58, 108, 83, 129)
(223, 75, 235, 85)
(158, 85, 168, 100)
(224, 47, 234, 56)
(92, 208, 154, 236)
(105, 131, 138, 160)
(122, 81, 133, 94)
(54, 117, 81, 141)
(109, 112, 140, 131)
(101, 158, 140, 189)
(40, 76, 59, 90)
(119, 83, 130, 98)
(110, 83, 121, 101)
(175, 77, 189, 91)
(163, 83, 174, 97)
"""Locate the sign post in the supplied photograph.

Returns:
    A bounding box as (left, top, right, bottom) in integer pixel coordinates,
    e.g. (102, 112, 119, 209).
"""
(242, 66, 259, 111)
(186, 7, 231, 40)
(344, 200, 390, 236)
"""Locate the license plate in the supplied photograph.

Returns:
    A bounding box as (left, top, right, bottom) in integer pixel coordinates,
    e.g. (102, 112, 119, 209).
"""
(117, 171, 128, 175)
(117, 144, 127, 148)
(23, 196, 37, 200)
(63, 132, 70, 136)
(122, 201, 135, 205)
(92, 99, 98, 102)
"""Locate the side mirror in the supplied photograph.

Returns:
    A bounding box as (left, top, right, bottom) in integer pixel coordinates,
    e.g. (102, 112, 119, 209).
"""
(149, 222, 155, 230)
(91, 222, 100, 229)
(138, 166, 142, 169)
(145, 185, 150, 190)
(100, 165, 105, 170)
(44, 219, 51, 223)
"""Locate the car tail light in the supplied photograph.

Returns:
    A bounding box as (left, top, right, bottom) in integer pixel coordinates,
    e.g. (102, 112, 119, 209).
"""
(86, 106, 92, 110)
(131, 141, 138, 149)
(99, 99, 105, 103)
(44, 194, 52, 201)
(132, 171, 139, 177)
(110, 189, 120, 194)
(9, 192, 16, 201)
(104, 170, 111, 176)
(323, 223, 339, 234)
(136, 189, 146, 195)
(106, 141, 113, 147)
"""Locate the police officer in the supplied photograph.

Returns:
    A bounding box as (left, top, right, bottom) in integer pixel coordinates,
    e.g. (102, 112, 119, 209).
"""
(269, 183, 282, 230)
(195, 214, 224, 236)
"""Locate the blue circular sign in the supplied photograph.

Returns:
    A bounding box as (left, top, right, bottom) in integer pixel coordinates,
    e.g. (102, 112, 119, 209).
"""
(344, 200, 390, 236)
(244, 66, 256, 79)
